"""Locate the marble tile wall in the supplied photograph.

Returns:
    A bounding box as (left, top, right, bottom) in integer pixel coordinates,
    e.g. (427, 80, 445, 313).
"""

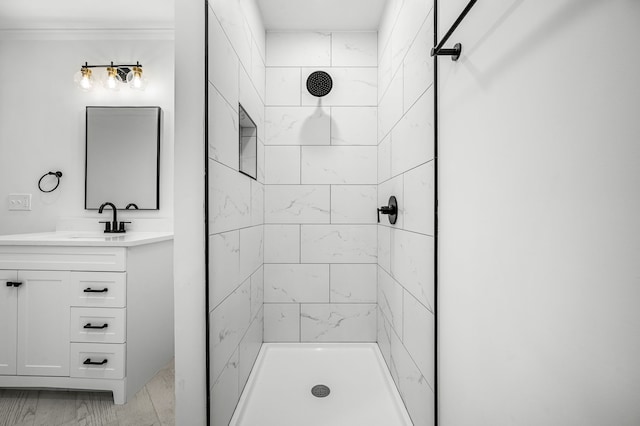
(207, 1, 265, 425)
(263, 31, 378, 343)
(377, 1, 436, 425)
(207, 6, 435, 424)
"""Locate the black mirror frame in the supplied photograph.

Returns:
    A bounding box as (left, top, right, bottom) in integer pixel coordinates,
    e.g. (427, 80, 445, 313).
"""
(84, 106, 161, 210)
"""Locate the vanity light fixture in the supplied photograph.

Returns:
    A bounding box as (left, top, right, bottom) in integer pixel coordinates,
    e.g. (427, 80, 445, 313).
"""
(74, 61, 147, 91)
(126, 65, 148, 90)
(74, 67, 94, 91)
(104, 66, 120, 91)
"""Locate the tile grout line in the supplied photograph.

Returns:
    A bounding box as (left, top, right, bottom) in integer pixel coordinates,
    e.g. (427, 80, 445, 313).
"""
(330, 32, 333, 67)
(299, 66, 303, 106)
(299, 220, 302, 341)
(298, 302, 302, 342)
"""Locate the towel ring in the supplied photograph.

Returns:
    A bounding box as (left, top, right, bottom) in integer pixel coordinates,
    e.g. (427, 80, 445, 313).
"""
(38, 171, 63, 193)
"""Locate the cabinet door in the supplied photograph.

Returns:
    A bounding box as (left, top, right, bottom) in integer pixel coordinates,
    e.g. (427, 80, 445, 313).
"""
(17, 271, 71, 376)
(0, 270, 18, 375)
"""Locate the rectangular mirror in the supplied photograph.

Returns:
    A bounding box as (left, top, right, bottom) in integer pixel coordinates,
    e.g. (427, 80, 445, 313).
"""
(85, 106, 161, 210)
(239, 104, 257, 180)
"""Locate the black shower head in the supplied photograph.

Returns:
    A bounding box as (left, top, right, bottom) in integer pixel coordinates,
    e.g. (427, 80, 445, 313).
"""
(306, 71, 333, 97)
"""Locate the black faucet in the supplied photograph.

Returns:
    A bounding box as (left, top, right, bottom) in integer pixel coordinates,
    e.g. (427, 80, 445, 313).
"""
(98, 202, 128, 233)
(125, 203, 139, 210)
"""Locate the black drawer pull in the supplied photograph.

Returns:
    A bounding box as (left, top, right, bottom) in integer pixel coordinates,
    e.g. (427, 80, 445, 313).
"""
(83, 358, 108, 366)
(83, 287, 108, 293)
(83, 323, 109, 329)
(7, 281, 23, 287)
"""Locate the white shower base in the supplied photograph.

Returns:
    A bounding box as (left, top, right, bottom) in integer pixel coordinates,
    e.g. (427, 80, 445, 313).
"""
(229, 343, 413, 426)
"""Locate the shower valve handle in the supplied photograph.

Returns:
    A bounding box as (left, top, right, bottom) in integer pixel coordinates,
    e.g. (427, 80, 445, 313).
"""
(377, 206, 395, 222)
(377, 196, 398, 225)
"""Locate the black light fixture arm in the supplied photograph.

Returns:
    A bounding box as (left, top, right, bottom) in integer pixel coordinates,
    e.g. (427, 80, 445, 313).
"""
(431, 0, 478, 61)
(80, 61, 143, 81)
(81, 61, 143, 69)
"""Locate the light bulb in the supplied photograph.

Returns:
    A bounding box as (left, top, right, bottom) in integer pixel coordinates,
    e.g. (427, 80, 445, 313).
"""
(74, 67, 94, 91)
(103, 66, 121, 91)
(126, 66, 148, 90)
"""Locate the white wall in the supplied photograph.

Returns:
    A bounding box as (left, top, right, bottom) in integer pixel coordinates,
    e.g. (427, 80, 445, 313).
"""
(0, 33, 174, 235)
(174, 0, 207, 424)
(263, 31, 378, 343)
(376, 0, 435, 425)
(439, 1, 640, 425)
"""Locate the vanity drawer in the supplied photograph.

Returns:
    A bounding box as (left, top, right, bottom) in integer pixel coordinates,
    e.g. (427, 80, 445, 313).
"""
(0, 246, 126, 271)
(71, 272, 126, 308)
(70, 307, 125, 344)
(70, 343, 125, 379)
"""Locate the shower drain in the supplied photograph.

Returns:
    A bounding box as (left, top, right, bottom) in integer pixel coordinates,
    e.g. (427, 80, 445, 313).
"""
(311, 384, 331, 398)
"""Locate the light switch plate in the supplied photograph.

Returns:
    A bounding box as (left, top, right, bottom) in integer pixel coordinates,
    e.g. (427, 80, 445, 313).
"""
(8, 193, 31, 211)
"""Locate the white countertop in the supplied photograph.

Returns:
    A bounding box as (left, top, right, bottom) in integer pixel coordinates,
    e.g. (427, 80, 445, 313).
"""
(0, 231, 173, 247)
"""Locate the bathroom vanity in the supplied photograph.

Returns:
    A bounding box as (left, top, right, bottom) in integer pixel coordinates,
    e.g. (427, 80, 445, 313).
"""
(0, 231, 173, 404)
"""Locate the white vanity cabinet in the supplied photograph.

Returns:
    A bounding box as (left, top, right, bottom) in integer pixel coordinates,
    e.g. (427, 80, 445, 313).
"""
(0, 270, 18, 375)
(0, 270, 71, 377)
(0, 233, 173, 405)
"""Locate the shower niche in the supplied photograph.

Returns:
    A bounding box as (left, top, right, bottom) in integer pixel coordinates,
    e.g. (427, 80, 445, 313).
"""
(239, 104, 257, 180)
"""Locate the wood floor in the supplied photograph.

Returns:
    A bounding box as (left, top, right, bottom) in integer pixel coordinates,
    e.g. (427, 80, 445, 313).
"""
(0, 360, 174, 426)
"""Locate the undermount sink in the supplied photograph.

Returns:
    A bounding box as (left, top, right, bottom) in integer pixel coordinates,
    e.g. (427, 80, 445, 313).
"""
(0, 231, 173, 247)
(68, 235, 115, 240)
(57, 234, 130, 243)
(33, 233, 112, 241)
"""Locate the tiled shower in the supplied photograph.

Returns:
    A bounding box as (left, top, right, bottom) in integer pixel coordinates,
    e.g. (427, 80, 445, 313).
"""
(263, 30, 378, 342)
(207, 0, 435, 424)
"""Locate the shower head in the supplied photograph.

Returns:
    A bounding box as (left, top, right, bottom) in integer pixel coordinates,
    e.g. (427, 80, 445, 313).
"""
(306, 71, 333, 97)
